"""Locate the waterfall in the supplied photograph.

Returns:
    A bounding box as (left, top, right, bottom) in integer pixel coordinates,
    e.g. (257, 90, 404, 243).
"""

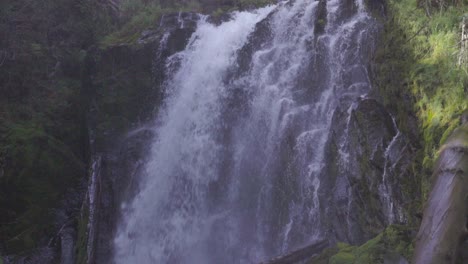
(114, 0, 381, 263)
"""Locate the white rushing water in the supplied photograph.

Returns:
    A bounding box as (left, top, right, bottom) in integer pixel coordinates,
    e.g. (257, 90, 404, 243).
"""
(114, 0, 378, 263)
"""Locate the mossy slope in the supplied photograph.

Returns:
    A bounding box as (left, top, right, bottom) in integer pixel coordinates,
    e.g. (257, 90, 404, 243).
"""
(310, 225, 414, 264)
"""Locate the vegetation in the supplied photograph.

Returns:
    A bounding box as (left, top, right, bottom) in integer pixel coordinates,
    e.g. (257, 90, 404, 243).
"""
(372, 0, 467, 199)
(0, 0, 111, 255)
(310, 225, 414, 264)
(0, 0, 277, 258)
(101, 0, 277, 47)
(311, 0, 467, 262)
(0, 0, 466, 260)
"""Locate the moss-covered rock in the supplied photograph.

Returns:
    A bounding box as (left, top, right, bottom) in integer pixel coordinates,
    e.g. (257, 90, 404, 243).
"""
(100, 0, 277, 48)
(93, 12, 199, 148)
(329, 243, 357, 264)
(311, 225, 414, 264)
(319, 98, 419, 245)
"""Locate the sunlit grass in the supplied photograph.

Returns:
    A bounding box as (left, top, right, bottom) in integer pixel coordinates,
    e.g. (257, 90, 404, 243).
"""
(389, 0, 467, 196)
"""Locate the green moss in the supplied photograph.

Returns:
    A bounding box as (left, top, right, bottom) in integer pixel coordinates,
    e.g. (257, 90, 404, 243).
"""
(336, 242, 355, 251)
(330, 252, 357, 264)
(330, 243, 357, 264)
(312, 225, 414, 264)
(310, 247, 340, 264)
(317, 19, 326, 26)
(439, 119, 461, 145)
(0, 123, 85, 254)
(101, 5, 168, 48)
(372, 0, 467, 202)
(100, 0, 277, 48)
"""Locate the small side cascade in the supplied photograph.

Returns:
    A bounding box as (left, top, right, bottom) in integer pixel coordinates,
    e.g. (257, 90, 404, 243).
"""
(85, 155, 102, 264)
(378, 117, 408, 224)
(77, 155, 102, 264)
(59, 227, 75, 264)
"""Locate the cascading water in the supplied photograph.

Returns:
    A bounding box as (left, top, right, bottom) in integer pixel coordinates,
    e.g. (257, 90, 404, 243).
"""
(113, 0, 388, 263)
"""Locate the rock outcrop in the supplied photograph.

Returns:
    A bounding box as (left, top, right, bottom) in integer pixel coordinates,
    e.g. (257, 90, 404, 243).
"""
(320, 98, 418, 245)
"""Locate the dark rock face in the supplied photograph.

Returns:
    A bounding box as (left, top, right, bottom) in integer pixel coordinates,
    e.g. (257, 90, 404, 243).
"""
(231, 10, 275, 78)
(319, 98, 418, 245)
(365, 0, 387, 18)
(413, 122, 468, 264)
(81, 13, 199, 264)
(91, 131, 153, 264)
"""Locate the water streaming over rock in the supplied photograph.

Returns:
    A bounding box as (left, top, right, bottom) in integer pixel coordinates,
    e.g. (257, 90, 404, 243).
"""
(112, 0, 410, 263)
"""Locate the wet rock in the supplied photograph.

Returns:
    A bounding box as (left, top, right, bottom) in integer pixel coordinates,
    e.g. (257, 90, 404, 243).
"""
(314, 0, 327, 35)
(319, 98, 418, 244)
(232, 10, 275, 78)
(159, 12, 199, 31)
(88, 12, 199, 264)
(365, 0, 387, 18)
(207, 12, 233, 25)
(137, 30, 159, 45)
(383, 253, 409, 264)
(3, 247, 56, 264)
(331, 0, 359, 25)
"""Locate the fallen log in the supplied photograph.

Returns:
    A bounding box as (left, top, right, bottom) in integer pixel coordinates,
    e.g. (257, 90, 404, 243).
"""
(412, 114, 468, 264)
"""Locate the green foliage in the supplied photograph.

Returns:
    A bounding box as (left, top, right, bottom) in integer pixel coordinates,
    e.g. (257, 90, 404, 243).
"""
(0, 123, 84, 254)
(373, 0, 467, 200)
(312, 225, 414, 264)
(329, 243, 357, 264)
(402, 2, 467, 198)
(330, 252, 357, 264)
(238, 0, 277, 8)
(0, 0, 114, 255)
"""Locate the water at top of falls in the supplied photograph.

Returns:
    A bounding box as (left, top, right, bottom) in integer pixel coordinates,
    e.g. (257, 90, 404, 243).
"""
(114, 0, 378, 263)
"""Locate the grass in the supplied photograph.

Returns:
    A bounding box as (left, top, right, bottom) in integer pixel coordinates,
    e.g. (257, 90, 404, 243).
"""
(374, 0, 467, 199)
(403, 3, 467, 198)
